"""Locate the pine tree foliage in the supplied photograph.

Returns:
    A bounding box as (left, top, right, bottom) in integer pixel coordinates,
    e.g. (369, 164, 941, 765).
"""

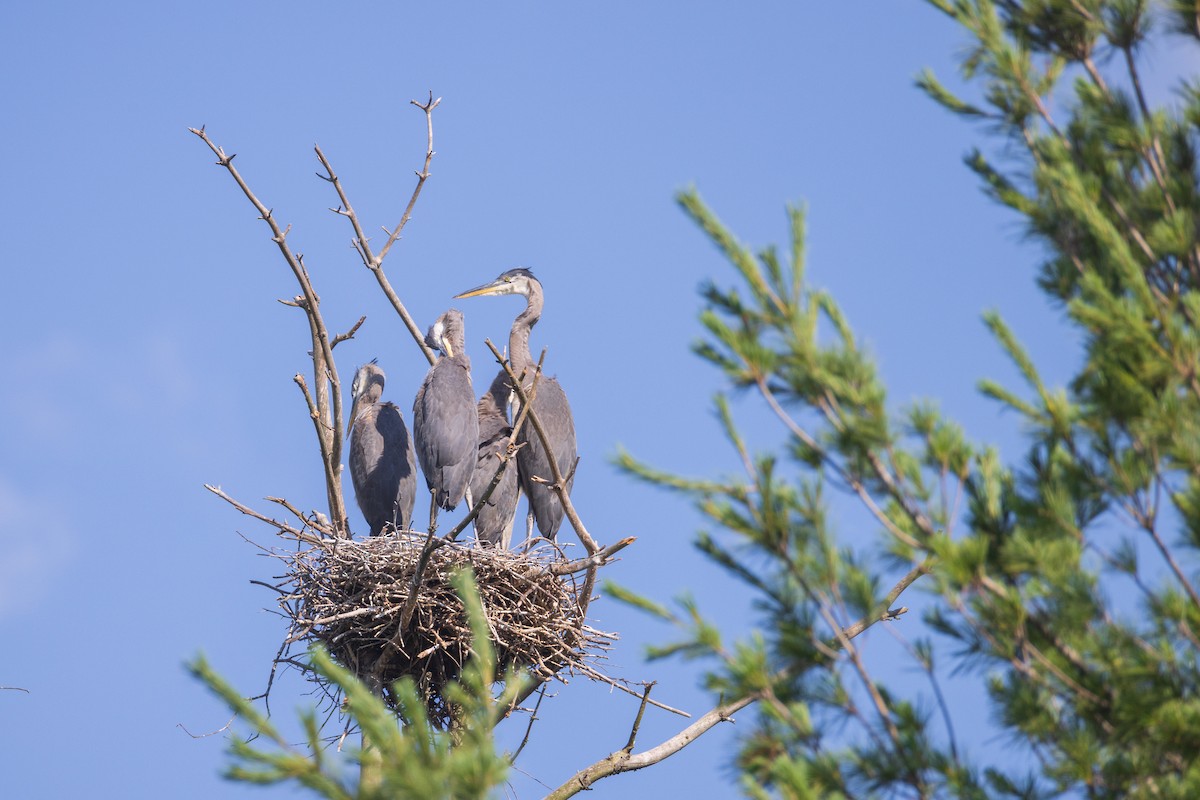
(615, 2, 1200, 797)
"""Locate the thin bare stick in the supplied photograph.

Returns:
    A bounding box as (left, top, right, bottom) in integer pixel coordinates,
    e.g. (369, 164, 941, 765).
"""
(551, 537, 636, 576)
(1121, 48, 1174, 211)
(398, 529, 439, 631)
(622, 683, 655, 752)
(484, 339, 614, 624)
(509, 684, 548, 765)
(177, 715, 237, 739)
(331, 315, 366, 349)
(826, 601, 905, 753)
(264, 495, 330, 536)
(1143, 516, 1200, 612)
(581, 672, 689, 718)
(378, 94, 441, 265)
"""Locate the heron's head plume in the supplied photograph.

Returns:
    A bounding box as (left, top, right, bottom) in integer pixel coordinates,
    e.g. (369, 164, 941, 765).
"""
(351, 359, 385, 401)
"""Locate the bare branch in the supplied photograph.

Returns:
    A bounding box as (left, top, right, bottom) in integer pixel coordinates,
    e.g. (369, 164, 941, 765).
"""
(176, 715, 236, 739)
(544, 693, 758, 800)
(509, 684, 548, 765)
(377, 93, 441, 265)
(622, 683, 655, 752)
(331, 315, 367, 349)
(840, 559, 929, 640)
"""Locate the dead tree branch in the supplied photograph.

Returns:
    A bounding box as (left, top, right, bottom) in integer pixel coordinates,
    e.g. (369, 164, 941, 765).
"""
(190, 126, 350, 536)
(204, 484, 325, 546)
(331, 315, 367, 349)
(551, 537, 637, 576)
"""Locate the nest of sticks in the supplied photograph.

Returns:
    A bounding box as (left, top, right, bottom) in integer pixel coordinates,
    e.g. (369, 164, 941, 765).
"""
(271, 531, 614, 727)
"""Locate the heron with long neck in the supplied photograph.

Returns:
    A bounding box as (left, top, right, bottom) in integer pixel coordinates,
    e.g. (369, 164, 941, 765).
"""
(347, 360, 417, 536)
(455, 268, 577, 540)
(413, 309, 479, 529)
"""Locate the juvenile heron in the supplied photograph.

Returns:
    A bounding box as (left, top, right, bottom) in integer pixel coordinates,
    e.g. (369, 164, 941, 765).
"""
(347, 360, 416, 536)
(470, 371, 521, 548)
(455, 268, 577, 540)
(413, 309, 479, 525)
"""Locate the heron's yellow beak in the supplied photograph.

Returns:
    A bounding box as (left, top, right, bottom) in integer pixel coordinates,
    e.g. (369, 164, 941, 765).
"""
(453, 279, 506, 299)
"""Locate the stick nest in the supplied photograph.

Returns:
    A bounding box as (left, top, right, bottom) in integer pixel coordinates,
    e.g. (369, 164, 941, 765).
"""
(273, 532, 613, 726)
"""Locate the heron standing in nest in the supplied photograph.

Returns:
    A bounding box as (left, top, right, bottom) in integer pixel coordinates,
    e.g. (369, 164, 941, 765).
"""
(413, 308, 478, 529)
(347, 360, 417, 536)
(470, 371, 521, 548)
(455, 269, 577, 541)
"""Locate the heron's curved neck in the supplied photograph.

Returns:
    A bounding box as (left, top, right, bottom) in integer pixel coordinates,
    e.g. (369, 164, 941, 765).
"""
(479, 370, 510, 420)
(509, 284, 543, 379)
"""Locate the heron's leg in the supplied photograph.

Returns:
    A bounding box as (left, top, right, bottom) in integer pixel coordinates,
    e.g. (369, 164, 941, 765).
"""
(518, 507, 535, 552)
(464, 486, 475, 514)
(427, 490, 438, 535)
(500, 517, 514, 551)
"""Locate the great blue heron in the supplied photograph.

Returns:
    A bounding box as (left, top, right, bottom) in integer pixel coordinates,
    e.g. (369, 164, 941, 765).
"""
(347, 360, 417, 536)
(413, 309, 479, 525)
(470, 371, 521, 548)
(454, 268, 577, 540)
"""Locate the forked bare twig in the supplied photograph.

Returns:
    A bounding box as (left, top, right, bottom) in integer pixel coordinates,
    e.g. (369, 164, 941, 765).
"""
(204, 484, 324, 546)
(313, 94, 442, 365)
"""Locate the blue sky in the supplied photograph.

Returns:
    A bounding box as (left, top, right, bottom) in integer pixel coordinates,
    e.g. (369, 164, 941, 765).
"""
(3, 3, 1195, 798)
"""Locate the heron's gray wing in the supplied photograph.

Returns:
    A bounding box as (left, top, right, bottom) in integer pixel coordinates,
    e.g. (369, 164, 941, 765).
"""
(350, 403, 416, 535)
(414, 358, 479, 509)
(374, 403, 416, 531)
(471, 407, 519, 547)
(349, 408, 386, 534)
(517, 377, 577, 539)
